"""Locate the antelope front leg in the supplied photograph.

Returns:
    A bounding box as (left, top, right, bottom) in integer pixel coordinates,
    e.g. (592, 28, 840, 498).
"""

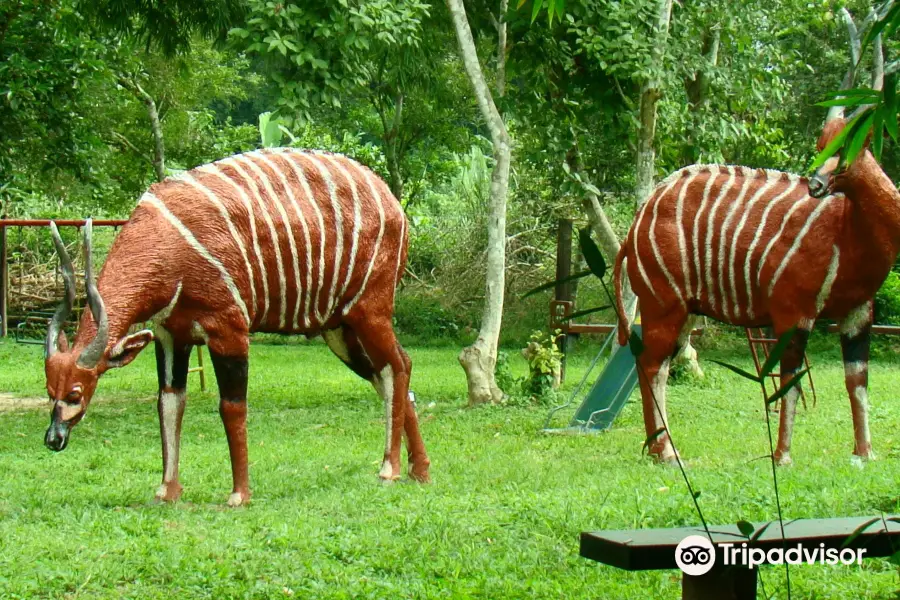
(841, 301, 875, 463)
(210, 351, 251, 506)
(773, 323, 812, 466)
(154, 332, 190, 503)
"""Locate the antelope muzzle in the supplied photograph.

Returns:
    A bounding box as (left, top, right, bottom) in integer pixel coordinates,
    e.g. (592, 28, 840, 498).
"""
(44, 409, 71, 452)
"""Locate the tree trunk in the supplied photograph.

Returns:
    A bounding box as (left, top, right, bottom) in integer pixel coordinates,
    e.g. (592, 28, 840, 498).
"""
(565, 146, 637, 318)
(634, 0, 673, 208)
(447, 0, 511, 405)
(385, 92, 405, 201)
(680, 27, 720, 165)
(495, 0, 508, 99)
(118, 75, 166, 182)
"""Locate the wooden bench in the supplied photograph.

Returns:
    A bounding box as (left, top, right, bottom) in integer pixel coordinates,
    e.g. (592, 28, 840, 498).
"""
(580, 516, 900, 599)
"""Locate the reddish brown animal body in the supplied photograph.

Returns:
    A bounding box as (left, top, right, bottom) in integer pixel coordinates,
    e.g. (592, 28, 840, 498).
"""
(43, 149, 430, 505)
(614, 118, 900, 466)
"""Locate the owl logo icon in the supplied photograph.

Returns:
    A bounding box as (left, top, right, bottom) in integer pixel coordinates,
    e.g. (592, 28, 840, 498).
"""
(675, 535, 716, 576)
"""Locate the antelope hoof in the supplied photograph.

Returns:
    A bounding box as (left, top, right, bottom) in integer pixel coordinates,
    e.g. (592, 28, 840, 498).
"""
(851, 451, 875, 468)
(227, 491, 250, 507)
(154, 482, 183, 503)
(408, 460, 431, 483)
(378, 460, 401, 484)
(774, 451, 793, 466)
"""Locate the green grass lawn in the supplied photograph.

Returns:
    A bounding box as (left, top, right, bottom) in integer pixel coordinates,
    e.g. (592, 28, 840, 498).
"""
(1, 335, 899, 599)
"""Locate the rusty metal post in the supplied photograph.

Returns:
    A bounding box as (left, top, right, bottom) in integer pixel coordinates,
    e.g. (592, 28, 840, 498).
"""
(0, 220, 7, 337)
(555, 219, 574, 382)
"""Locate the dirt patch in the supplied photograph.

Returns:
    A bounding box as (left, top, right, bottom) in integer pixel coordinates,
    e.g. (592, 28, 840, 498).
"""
(0, 393, 49, 412)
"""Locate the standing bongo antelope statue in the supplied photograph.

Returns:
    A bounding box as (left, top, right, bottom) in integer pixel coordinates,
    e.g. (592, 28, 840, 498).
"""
(614, 65, 899, 466)
(43, 149, 430, 506)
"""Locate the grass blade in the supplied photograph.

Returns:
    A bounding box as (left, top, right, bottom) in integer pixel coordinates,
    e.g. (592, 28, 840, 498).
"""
(521, 270, 592, 299)
(759, 328, 796, 380)
(709, 359, 761, 383)
(765, 369, 809, 406)
(578, 228, 607, 279)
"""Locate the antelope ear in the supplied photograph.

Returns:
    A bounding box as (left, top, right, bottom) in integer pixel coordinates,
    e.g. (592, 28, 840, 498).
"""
(106, 330, 154, 369)
(58, 331, 69, 353)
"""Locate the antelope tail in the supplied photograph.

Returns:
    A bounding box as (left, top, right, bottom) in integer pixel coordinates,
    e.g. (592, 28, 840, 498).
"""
(614, 244, 631, 347)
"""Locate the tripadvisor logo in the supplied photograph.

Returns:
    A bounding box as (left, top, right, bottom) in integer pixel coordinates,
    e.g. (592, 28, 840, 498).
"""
(675, 535, 716, 576)
(675, 534, 868, 575)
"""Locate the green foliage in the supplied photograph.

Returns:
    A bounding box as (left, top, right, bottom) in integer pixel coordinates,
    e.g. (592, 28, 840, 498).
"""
(231, 0, 431, 118)
(521, 329, 564, 400)
(77, 0, 246, 56)
(392, 293, 468, 345)
(875, 270, 900, 325)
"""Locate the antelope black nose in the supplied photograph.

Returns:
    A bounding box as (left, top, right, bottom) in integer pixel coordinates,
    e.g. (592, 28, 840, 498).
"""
(44, 421, 70, 452)
(808, 175, 827, 198)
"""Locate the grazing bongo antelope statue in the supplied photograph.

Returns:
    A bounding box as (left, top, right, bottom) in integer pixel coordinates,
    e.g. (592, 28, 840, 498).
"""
(613, 94, 899, 466)
(43, 149, 430, 505)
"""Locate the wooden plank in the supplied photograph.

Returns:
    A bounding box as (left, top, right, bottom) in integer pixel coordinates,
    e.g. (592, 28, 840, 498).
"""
(826, 323, 900, 336)
(580, 515, 900, 571)
(0, 219, 128, 227)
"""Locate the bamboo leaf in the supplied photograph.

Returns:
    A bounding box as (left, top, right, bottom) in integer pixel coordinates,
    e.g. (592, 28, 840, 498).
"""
(560, 305, 612, 322)
(642, 427, 666, 454)
(629, 330, 643, 357)
(822, 88, 882, 99)
(737, 520, 755, 538)
(809, 111, 861, 171)
(765, 369, 809, 406)
(815, 96, 878, 107)
(709, 359, 761, 383)
(844, 111, 875, 166)
(578, 228, 607, 279)
(517, 0, 527, 8)
(522, 270, 593, 299)
(759, 328, 796, 380)
(531, 0, 543, 23)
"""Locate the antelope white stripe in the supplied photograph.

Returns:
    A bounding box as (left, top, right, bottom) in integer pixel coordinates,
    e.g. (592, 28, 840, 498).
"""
(395, 199, 406, 290)
(717, 170, 754, 320)
(140, 193, 250, 325)
(322, 155, 363, 303)
(691, 166, 719, 302)
(180, 174, 257, 313)
(727, 174, 778, 318)
(200, 163, 269, 324)
(756, 196, 816, 290)
(744, 178, 800, 316)
(649, 175, 687, 307)
(304, 153, 345, 321)
(704, 166, 737, 314)
(632, 201, 657, 301)
(251, 151, 311, 329)
(675, 168, 702, 298)
(841, 302, 872, 338)
(844, 361, 867, 377)
(233, 155, 293, 330)
(767, 197, 834, 297)
(816, 245, 841, 314)
(343, 164, 387, 316)
(279, 151, 328, 325)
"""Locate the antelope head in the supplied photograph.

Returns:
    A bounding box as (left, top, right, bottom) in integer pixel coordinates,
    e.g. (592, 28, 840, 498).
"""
(808, 116, 856, 199)
(43, 220, 153, 451)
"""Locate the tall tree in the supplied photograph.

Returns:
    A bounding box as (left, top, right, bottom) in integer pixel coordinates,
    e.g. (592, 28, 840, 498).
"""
(634, 0, 674, 207)
(446, 0, 511, 405)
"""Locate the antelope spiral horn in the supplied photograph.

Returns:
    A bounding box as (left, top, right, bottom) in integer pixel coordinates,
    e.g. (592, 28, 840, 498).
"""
(76, 219, 109, 369)
(46, 222, 76, 359)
